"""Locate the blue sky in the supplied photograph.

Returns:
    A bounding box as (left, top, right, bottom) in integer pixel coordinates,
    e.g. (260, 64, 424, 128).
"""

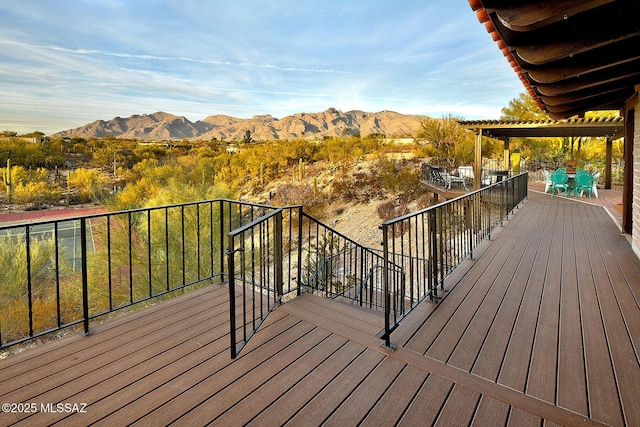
(0, 1, 523, 134)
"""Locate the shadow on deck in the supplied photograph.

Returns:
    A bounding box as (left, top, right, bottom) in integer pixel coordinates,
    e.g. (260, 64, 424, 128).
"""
(1, 191, 639, 426)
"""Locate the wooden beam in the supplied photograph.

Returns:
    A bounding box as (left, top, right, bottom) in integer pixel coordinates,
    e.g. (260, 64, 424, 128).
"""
(487, 0, 613, 32)
(535, 72, 640, 98)
(526, 50, 640, 85)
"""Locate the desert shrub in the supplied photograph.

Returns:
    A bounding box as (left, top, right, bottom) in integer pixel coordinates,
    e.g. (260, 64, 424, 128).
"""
(415, 193, 433, 210)
(68, 168, 111, 203)
(272, 183, 327, 218)
(377, 158, 427, 202)
(144, 178, 233, 207)
(377, 199, 410, 236)
(331, 169, 385, 202)
(377, 199, 409, 222)
(13, 181, 63, 206)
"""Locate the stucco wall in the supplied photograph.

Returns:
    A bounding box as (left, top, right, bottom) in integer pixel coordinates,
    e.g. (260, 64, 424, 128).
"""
(633, 88, 640, 256)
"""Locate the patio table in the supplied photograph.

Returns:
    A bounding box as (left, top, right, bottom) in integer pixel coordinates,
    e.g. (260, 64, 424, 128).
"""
(567, 174, 576, 196)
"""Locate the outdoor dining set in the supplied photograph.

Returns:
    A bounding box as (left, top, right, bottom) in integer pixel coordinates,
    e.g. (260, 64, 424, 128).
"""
(426, 165, 511, 191)
(543, 168, 600, 199)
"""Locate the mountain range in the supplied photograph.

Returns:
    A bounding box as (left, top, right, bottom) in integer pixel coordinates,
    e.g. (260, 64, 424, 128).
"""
(52, 108, 426, 141)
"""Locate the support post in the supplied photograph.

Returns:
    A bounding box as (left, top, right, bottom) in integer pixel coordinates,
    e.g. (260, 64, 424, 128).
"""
(623, 109, 634, 234)
(297, 206, 303, 296)
(503, 139, 510, 171)
(474, 129, 483, 190)
(605, 137, 613, 189)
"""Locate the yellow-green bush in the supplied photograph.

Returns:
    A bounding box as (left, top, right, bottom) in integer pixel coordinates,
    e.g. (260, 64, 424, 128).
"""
(13, 181, 63, 205)
(68, 168, 111, 203)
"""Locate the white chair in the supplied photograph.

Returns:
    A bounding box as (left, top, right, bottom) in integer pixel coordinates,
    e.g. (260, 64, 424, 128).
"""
(542, 170, 552, 193)
(457, 166, 474, 188)
(441, 169, 468, 190)
(457, 166, 474, 179)
(591, 171, 601, 198)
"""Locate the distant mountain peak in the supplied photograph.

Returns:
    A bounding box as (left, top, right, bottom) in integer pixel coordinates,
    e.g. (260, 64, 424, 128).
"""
(53, 109, 427, 141)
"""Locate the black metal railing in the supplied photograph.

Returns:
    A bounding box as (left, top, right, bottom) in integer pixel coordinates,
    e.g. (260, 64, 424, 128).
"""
(226, 207, 393, 357)
(296, 211, 394, 309)
(227, 208, 284, 358)
(1, 174, 527, 355)
(0, 199, 278, 350)
(379, 172, 528, 347)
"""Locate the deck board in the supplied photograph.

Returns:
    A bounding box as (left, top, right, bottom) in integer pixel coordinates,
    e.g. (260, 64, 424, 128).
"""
(434, 384, 481, 426)
(361, 364, 429, 426)
(213, 334, 348, 426)
(284, 349, 386, 425)
(246, 341, 366, 427)
(397, 374, 454, 426)
(0, 190, 638, 426)
(323, 356, 407, 426)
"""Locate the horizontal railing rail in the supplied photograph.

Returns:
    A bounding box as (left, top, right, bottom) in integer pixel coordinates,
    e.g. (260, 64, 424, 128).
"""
(380, 172, 528, 347)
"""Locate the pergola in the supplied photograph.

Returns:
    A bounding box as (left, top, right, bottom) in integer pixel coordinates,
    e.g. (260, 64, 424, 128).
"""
(459, 116, 625, 190)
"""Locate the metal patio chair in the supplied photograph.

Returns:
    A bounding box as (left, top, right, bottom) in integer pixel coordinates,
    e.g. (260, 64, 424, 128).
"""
(574, 168, 594, 199)
(550, 169, 570, 197)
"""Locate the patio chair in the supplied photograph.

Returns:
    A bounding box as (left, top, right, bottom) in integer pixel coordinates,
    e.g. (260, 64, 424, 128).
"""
(441, 169, 469, 190)
(550, 169, 570, 197)
(429, 166, 447, 188)
(458, 166, 474, 188)
(542, 169, 552, 193)
(574, 169, 594, 199)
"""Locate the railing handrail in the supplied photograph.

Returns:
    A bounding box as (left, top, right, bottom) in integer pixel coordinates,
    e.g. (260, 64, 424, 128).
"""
(383, 171, 528, 225)
(300, 211, 380, 255)
(0, 198, 281, 232)
(227, 208, 284, 237)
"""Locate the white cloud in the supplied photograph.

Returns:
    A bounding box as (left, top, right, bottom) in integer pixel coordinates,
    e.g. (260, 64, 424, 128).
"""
(0, 1, 524, 134)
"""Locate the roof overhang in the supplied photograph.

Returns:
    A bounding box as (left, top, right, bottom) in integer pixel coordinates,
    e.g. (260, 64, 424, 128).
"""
(459, 116, 624, 140)
(468, 0, 640, 119)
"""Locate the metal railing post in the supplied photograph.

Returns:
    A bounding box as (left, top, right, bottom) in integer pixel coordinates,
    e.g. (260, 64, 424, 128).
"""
(227, 233, 237, 358)
(81, 218, 91, 335)
(275, 211, 283, 298)
(501, 181, 506, 224)
(381, 224, 394, 349)
(297, 206, 303, 296)
(220, 201, 225, 279)
(465, 199, 473, 260)
(429, 209, 439, 301)
(25, 227, 33, 337)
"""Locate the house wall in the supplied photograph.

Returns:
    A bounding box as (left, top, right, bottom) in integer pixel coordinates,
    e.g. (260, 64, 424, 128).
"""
(633, 88, 640, 257)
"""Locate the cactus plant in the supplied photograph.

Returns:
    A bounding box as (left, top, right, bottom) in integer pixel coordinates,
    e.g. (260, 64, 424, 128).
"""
(298, 158, 305, 182)
(2, 158, 12, 204)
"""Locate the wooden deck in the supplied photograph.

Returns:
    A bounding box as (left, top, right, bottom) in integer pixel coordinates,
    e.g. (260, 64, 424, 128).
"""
(1, 191, 639, 426)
